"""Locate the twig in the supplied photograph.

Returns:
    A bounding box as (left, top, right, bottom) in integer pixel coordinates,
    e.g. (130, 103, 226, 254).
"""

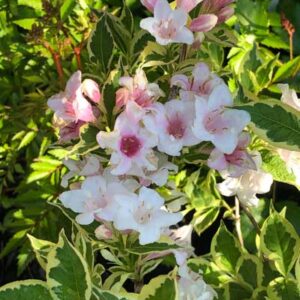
(281, 13, 295, 61)
(239, 200, 261, 235)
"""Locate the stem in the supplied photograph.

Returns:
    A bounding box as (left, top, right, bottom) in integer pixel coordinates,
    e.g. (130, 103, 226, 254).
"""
(272, 181, 276, 204)
(179, 44, 188, 63)
(235, 197, 244, 248)
(74, 46, 82, 70)
(42, 41, 64, 87)
(239, 201, 261, 235)
(289, 32, 294, 60)
(133, 257, 143, 293)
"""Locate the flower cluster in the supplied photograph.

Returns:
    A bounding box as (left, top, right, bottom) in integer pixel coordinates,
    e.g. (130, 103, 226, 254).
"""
(47, 71, 101, 142)
(140, 0, 234, 46)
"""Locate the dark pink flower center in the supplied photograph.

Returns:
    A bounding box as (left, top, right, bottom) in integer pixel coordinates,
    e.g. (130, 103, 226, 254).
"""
(167, 114, 186, 139)
(156, 19, 177, 39)
(120, 135, 141, 157)
(224, 149, 245, 166)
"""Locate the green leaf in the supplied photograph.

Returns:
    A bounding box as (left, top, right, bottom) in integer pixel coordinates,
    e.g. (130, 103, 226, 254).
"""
(236, 254, 263, 289)
(193, 205, 220, 236)
(188, 258, 230, 286)
(267, 277, 300, 300)
(92, 287, 129, 300)
(60, 0, 76, 21)
(260, 212, 300, 276)
(17, 0, 42, 12)
(211, 222, 243, 273)
(46, 230, 92, 300)
(18, 131, 37, 150)
(205, 24, 238, 48)
(13, 18, 36, 30)
(88, 13, 114, 74)
(27, 234, 55, 270)
(223, 282, 252, 299)
(237, 100, 300, 151)
(127, 242, 180, 254)
(261, 149, 299, 188)
(139, 275, 177, 300)
(0, 280, 52, 300)
(273, 56, 300, 82)
(0, 229, 28, 259)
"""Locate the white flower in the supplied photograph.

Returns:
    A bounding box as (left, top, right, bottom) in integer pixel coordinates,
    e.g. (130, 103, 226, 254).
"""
(59, 174, 133, 225)
(140, 0, 194, 45)
(278, 83, 300, 111)
(277, 149, 300, 186)
(127, 152, 178, 186)
(144, 100, 200, 156)
(97, 113, 158, 175)
(193, 85, 251, 154)
(217, 153, 273, 207)
(61, 154, 103, 187)
(178, 264, 217, 300)
(113, 186, 182, 245)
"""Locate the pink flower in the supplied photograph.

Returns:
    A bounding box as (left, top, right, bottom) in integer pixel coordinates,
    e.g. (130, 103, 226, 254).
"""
(97, 113, 158, 175)
(140, 0, 194, 45)
(192, 84, 251, 154)
(208, 132, 256, 177)
(144, 100, 200, 156)
(48, 71, 100, 123)
(141, 0, 158, 12)
(171, 63, 223, 100)
(116, 69, 164, 109)
(58, 120, 85, 142)
(217, 153, 273, 207)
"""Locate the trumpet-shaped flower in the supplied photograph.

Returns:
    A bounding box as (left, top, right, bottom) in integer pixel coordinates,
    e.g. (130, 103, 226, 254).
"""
(48, 71, 99, 123)
(127, 152, 178, 186)
(208, 132, 256, 177)
(97, 113, 158, 175)
(144, 100, 200, 156)
(171, 63, 223, 101)
(278, 84, 300, 111)
(116, 69, 164, 109)
(217, 153, 273, 207)
(140, 0, 194, 45)
(193, 85, 251, 154)
(59, 175, 133, 225)
(113, 186, 182, 244)
(61, 154, 103, 187)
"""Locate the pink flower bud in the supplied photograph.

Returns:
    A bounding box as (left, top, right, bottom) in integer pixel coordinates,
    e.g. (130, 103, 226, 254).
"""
(95, 225, 113, 240)
(190, 14, 218, 32)
(82, 79, 101, 103)
(176, 0, 203, 13)
(217, 6, 234, 23)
